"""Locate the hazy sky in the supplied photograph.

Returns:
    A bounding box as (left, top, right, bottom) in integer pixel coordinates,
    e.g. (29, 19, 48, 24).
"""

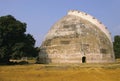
(0, 0, 120, 46)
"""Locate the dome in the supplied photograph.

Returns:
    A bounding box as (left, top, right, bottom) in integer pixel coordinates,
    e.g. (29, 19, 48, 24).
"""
(38, 10, 115, 63)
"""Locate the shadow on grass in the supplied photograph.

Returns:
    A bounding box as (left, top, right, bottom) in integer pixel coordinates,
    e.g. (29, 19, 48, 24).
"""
(0, 61, 29, 65)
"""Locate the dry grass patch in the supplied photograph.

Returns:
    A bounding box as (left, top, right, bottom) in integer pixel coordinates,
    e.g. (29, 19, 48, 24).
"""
(0, 61, 120, 81)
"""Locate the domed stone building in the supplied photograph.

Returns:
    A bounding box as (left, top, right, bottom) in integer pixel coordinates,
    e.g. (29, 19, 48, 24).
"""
(38, 10, 115, 63)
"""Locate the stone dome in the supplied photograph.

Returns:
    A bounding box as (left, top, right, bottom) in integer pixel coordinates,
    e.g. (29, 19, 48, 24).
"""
(38, 10, 115, 63)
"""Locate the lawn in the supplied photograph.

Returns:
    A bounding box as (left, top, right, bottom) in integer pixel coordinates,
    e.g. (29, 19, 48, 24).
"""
(0, 61, 120, 81)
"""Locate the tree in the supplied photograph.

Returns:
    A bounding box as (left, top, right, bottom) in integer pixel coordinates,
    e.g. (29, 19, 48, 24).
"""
(0, 15, 38, 64)
(113, 35, 120, 58)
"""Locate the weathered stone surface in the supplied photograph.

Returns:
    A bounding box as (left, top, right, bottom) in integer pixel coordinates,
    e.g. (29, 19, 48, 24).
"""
(38, 10, 115, 64)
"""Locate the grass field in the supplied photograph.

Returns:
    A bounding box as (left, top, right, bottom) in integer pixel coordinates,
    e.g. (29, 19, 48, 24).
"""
(0, 60, 120, 81)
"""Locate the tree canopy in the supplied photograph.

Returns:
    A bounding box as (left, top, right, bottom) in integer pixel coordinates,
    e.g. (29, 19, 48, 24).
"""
(0, 15, 38, 64)
(113, 35, 120, 58)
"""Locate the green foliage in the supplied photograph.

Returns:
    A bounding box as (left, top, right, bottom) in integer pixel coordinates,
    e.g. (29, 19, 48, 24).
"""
(0, 15, 38, 64)
(113, 35, 120, 58)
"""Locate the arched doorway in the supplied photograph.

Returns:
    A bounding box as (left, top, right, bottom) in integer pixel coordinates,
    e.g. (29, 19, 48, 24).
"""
(82, 56, 86, 63)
